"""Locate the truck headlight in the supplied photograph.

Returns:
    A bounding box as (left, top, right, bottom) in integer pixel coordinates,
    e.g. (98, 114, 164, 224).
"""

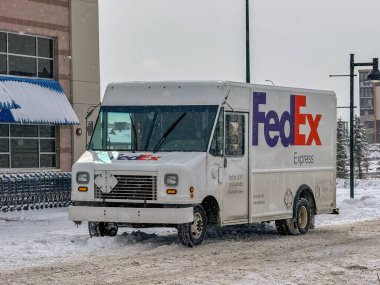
(76, 172, 90, 184)
(164, 174, 178, 187)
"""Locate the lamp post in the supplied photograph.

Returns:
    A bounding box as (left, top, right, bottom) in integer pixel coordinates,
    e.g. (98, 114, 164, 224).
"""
(349, 55, 380, 198)
(331, 54, 380, 199)
(245, 0, 250, 83)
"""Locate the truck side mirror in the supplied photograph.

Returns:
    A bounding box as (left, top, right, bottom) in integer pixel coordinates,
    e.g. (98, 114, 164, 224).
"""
(87, 121, 94, 136)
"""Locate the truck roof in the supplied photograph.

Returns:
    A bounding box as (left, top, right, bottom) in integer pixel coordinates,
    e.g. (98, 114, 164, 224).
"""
(103, 81, 228, 106)
(102, 81, 335, 106)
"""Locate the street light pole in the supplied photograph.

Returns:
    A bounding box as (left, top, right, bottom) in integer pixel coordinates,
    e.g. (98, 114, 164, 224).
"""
(330, 54, 380, 199)
(349, 54, 380, 198)
(245, 0, 250, 83)
(349, 54, 355, 199)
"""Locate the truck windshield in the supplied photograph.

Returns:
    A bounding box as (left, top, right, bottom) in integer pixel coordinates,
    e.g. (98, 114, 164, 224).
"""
(88, 105, 218, 152)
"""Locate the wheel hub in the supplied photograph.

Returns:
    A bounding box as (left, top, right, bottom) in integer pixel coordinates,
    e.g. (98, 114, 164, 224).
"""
(299, 206, 308, 229)
(191, 212, 203, 239)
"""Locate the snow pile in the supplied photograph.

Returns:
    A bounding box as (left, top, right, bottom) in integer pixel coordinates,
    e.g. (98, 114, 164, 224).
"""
(0, 179, 379, 269)
(316, 179, 380, 226)
(0, 208, 178, 269)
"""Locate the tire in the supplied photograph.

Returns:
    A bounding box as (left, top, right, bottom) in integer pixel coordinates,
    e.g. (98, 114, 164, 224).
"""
(294, 198, 311, 235)
(276, 198, 312, 236)
(177, 205, 207, 247)
(88, 221, 118, 237)
(275, 219, 290, 235)
(285, 217, 300, 235)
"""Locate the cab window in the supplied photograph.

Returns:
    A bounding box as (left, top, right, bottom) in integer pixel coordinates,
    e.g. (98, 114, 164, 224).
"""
(209, 108, 224, 156)
(225, 113, 245, 156)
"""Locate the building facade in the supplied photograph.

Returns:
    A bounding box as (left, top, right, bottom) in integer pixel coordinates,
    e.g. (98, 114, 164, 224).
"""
(359, 69, 380, 143)
(0, 0, 100, 173)
(70, 0, 100, 162)
(337, 119, 349, 140)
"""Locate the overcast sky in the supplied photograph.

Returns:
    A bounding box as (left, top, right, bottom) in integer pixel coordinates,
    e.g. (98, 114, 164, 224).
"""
(99, 0, 380, 120)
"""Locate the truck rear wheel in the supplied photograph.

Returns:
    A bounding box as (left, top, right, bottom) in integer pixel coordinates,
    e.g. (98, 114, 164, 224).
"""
(177, 205, 207, 247)
(88, 221, 118, 237)
(294, 198, 311, 234)
(275, 198, 312, 236)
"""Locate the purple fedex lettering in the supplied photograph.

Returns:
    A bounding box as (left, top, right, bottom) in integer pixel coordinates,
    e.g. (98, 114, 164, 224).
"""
(279, 97, 294, 147)
(252, 92, 322, 147)
(252, 92, 294, 147)
(264, 110, 279, 147)
(252, 92, 266, 146)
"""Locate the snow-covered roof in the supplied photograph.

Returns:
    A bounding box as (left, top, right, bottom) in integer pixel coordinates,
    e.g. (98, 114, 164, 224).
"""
(0, 76, 79, 125)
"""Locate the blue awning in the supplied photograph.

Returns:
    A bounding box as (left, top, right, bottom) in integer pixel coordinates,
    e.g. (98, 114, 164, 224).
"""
(0, 76, 79, 125)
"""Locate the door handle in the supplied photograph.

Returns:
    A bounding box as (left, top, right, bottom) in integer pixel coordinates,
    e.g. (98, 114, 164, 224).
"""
(218, 167, 223, 184)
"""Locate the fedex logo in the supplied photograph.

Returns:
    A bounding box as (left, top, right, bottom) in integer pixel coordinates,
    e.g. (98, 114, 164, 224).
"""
(252, 92, 322, 147)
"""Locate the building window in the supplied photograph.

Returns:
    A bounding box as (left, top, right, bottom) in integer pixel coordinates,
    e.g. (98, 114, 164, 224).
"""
(360, 87, 373, 98)
(359, 72, 371, 87)
(364, 121, 374, 129)
(366, 134, 374, 144)
(360, 108, 374, 116)
(0, 124, 56, 169)
(0, 31, 54, 79)
(360, 98, 373, 109)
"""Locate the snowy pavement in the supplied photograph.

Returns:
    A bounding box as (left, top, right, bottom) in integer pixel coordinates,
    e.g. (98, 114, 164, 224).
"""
(0, 179, 379, 270)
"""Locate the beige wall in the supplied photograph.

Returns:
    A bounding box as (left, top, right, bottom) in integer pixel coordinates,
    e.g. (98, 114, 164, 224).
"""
(70, 0, 100, 162)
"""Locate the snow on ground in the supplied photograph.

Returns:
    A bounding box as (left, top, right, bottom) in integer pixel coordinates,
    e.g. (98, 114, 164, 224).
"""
(316, 179, 380, 226)
(0, 179, 379, 270)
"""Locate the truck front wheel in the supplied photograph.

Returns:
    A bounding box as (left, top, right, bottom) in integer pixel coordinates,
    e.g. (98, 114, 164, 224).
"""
(88, 221, 118, 237)
(275, 219, 290, 235)
(177, 205, 207, 247)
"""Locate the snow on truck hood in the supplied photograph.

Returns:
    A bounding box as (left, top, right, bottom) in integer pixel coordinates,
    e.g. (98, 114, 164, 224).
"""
(76, 151, 206, 172)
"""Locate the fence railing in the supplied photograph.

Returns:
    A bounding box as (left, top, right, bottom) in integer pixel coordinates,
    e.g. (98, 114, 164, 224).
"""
(0, 172, 71, 212)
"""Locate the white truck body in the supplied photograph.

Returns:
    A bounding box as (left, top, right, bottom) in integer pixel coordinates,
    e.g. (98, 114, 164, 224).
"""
(69, 81, 337, 243)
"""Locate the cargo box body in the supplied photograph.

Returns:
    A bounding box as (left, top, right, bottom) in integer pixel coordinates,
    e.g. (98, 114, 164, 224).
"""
(69, 81, 336, 243)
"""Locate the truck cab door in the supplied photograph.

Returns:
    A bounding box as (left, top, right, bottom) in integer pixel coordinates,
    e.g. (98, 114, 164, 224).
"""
(221, 112, 249, 224)
(208, 110, 249, 225)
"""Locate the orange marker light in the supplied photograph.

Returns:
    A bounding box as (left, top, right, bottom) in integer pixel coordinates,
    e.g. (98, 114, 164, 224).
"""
(166, 189, 177, 195)
(78, 187, 88, 192)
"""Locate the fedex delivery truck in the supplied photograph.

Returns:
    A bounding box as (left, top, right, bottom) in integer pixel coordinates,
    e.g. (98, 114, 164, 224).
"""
(69, 81, 337, 247)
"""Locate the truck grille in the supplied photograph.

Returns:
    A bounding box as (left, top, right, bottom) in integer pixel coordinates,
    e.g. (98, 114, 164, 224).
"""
(95, 175, 157, 201)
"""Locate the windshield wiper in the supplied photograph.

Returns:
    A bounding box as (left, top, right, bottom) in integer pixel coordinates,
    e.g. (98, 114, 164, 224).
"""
(153, 112, 187, 153)
(145, 112, 158, 150)
(129, 114, 138, 152)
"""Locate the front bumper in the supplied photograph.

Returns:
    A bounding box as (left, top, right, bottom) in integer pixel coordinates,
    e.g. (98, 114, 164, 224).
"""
(68, 205, 193, 224)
